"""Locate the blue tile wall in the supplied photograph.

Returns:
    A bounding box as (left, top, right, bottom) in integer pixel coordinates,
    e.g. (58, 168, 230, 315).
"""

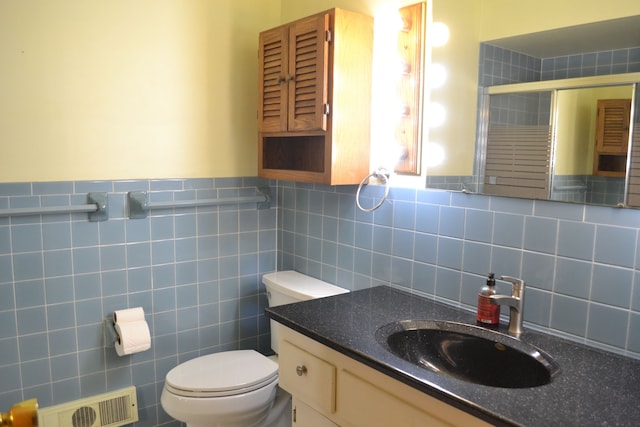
(551, 175, 627, 205)
(479, 44, 640, 86)
(0, 178, 277, 427)
(478, 43, 542, 86)
(489, 90, 552, 127)
(277, 181, 640, 361)
(541, 47, 640, 80)
(3, 174, 640, 423)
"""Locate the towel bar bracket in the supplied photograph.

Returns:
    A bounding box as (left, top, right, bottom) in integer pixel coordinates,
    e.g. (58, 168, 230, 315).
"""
(128, 191, 149, 219)
(88, 192, 109, 222)
(257, 186, 271, 210)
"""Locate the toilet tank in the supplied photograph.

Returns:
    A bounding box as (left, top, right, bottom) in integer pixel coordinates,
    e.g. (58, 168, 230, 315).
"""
(262, 271, 349, 353)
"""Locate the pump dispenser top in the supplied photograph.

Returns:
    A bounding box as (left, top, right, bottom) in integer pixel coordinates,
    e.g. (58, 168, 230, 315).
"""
(486, 273, 495, 287)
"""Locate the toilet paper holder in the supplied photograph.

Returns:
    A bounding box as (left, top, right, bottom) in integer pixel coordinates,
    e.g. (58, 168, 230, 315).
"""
(104, 317, 120, 348)
(108, 307, 152, 356)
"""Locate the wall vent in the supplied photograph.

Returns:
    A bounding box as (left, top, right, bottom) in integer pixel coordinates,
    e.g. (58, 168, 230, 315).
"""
(38, 386, 138, 427)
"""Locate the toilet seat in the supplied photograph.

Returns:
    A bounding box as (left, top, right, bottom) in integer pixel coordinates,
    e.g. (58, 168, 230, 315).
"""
(165, 350, 278, 398)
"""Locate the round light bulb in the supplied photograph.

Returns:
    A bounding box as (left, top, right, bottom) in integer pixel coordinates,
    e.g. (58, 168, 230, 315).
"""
(428, 63, 447, 88)
(431, 22, 450, 47)
(426, 103, 446, 127)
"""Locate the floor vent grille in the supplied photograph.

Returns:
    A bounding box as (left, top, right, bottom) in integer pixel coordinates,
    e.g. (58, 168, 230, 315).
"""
(38, 386, 138, 427)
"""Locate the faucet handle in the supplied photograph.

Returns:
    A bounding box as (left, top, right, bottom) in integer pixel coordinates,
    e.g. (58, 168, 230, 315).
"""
(500, 276, 525, 296)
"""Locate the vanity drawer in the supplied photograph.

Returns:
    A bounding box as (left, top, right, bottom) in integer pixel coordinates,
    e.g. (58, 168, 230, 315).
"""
(279, 339, 336, 414)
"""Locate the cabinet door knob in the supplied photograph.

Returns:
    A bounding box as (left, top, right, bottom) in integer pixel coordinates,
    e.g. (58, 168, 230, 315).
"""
(296, 365, 307, 376)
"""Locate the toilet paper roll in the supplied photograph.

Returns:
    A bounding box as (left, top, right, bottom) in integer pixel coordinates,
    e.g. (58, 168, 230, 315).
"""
(114, 320, 151, 356)
(113, 307, 145, 323)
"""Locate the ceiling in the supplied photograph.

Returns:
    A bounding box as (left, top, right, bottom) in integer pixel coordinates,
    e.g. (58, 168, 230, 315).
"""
(485, 15, 640, 58)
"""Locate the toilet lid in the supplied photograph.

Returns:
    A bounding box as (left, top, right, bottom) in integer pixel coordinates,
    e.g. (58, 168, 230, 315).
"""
(165, 350, 278, 398)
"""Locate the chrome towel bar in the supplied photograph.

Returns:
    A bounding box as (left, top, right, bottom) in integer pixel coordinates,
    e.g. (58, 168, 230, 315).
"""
(128, 186, 271, 219)
(0, 192, 108, 221)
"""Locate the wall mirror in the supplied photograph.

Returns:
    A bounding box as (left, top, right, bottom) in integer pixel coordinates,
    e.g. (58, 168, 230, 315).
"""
(424, 8, 640, 208)
(476, 76, 639, 207)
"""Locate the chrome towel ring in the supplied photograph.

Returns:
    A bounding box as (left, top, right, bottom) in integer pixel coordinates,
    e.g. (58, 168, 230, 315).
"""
(356, 168, 390, 212)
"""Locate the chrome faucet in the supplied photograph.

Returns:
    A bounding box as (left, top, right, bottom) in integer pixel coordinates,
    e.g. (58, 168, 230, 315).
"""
(489, 276, 525, 337)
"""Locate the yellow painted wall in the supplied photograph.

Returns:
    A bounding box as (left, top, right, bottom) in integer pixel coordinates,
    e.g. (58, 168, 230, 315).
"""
(0, 0, 279, 182)
(479, 0, 640, 41)
(2, 0, 638, 182)
(279, 0, 430, 20)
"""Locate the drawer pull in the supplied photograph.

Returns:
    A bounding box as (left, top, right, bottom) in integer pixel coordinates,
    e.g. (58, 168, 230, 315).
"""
(296, 365, 308, 376)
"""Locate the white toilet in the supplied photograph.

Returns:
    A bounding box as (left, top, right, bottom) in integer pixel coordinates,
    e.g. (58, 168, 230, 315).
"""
(161, 271, 349, 427)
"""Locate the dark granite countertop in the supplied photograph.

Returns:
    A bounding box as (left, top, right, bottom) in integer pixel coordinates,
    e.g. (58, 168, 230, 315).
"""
(265, 286, 640, 427)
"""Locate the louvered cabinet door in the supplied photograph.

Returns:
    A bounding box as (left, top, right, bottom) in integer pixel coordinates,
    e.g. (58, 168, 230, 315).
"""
(258, 26, 289, 133)
(595, 99, 631, 154)
(257, 8, 372, 185)
(287, 13, 329, 132)
(593, 98, 631, 177)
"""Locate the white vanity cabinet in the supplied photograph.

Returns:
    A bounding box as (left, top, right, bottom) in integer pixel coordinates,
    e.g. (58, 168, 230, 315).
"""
(277, 326, 491, 427)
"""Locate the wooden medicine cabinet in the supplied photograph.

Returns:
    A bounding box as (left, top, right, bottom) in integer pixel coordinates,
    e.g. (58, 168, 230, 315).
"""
(257, 8, 373, 185)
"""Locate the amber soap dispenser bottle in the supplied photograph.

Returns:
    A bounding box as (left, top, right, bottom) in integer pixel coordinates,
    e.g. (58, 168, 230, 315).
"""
(477, 273, 500, 325)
